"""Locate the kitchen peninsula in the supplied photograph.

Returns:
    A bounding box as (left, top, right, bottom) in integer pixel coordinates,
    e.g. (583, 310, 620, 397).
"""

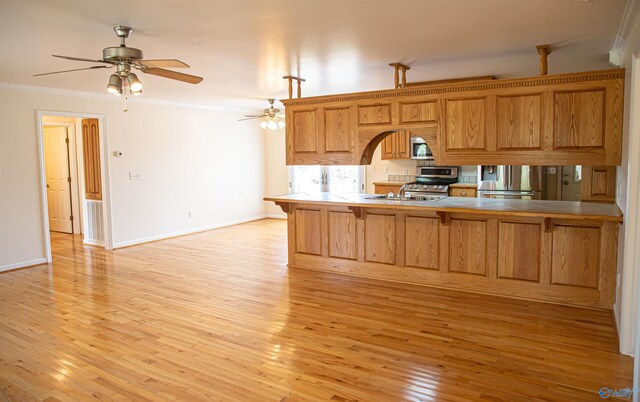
(266, 193, 622, 309)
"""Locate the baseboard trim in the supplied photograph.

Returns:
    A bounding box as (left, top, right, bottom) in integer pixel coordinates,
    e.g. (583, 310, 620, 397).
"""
(83, 239, 105, 247)
(0, 258, 48, 273)
(266, 213, 287, 219)
(112, 215, 267, 249)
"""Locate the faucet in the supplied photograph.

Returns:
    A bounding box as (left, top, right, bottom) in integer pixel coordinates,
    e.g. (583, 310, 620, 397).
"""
(397, 183, 410, 198)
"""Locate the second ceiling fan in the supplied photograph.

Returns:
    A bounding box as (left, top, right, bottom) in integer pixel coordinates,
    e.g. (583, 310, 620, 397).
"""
(34, 25, 204, 96)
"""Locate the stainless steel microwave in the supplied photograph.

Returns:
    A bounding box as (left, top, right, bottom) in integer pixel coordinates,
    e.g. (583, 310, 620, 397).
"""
(410, 136, 434, 160)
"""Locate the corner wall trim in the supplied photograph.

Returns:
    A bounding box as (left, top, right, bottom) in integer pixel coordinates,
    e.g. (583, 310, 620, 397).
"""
(112, 215, 268, 249)
(0, 258, 48, 273)
(610, 0, 640, 66)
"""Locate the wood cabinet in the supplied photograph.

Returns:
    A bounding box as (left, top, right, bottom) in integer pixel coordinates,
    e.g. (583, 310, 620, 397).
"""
(381, 130, 411, 159)
(287, 106, 357, 165)
(81, 118, 102, 200)
(282, 203, 619, 309)
(581, 166, 616, 203)
(282, 69, 624, 166)
(449, 187, 477, 198)
(374, 184, 403, 195)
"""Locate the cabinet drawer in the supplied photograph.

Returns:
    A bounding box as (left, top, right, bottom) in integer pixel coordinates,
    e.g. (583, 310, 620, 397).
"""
(450, 188, 477, 198)
(375, 184, 402, 195)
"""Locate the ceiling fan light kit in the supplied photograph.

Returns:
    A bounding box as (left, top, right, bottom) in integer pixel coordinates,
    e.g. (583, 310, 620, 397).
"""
(34, 25, 203, 107)
(107, 74, 123, 95)
(240, 99, 285, 131)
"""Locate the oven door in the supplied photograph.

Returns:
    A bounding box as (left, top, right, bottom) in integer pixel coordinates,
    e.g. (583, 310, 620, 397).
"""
(410, 137, 434, 160)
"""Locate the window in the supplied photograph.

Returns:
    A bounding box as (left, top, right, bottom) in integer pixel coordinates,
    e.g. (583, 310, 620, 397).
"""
(289, 165, 365, 194)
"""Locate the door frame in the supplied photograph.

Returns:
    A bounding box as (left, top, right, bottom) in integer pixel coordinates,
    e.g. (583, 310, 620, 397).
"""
(36, 110, 114, 262)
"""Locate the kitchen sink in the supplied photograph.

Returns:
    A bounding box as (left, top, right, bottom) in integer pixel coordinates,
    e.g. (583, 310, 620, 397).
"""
(365, 194, 445, 202)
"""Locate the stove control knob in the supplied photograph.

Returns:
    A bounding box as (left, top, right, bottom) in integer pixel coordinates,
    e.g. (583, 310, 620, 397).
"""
(437, 185, 442, 190)
(413, 185, 418, 189)
(423, 185, 428, 189)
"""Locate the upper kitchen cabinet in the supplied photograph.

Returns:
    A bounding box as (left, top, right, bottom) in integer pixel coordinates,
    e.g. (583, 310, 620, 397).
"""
(286, 106, 358, 165)
(282, 69, 624, 166)
(381, 130, 411, 160)
(437, 73, 623, 166)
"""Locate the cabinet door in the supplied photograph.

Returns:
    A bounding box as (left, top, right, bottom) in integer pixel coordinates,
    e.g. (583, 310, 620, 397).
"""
(291, 110, 318, 153)
(81, 118, 102, 200)
(381, 131, 410, 160)
(324, 107, 352, 153)
(444, 98, 487, 150)
(554, 89, 605, 149)
(381, 134, 396, 159)
(496, 94, 543, 150)
(395, 130, 411, 159)
(581, 166, 616, 202)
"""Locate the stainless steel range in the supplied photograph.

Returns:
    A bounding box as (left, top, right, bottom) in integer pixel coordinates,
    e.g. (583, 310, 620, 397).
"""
(403, 166, 459, 197)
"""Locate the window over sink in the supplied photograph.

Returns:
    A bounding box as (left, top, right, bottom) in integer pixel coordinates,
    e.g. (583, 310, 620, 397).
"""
(289, 165, 365, 195)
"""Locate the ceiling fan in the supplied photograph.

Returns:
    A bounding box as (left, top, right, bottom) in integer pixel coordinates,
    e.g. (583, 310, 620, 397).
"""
(239, 99, 285, 130)
(34, 25, 203, 96)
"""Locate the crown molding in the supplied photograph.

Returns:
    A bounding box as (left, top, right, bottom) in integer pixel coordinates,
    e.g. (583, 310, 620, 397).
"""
(0, 82, 254, 113)
(609, 0, 640, 66)
(281, 68, 625, 106)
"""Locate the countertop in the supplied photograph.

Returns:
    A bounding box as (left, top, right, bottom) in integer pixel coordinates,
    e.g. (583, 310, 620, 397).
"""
(264, 193, 623, 221)
(449, 182, 478, 189)
(372, 181, 408, 186)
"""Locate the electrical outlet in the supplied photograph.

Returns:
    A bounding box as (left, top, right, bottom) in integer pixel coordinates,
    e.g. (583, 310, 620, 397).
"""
(384, 165, 389, 173)
(547, 167, 556, 174)
(129, 171, 142, 181)
(403, 168, 409, 175)
(188, 211, 192, 219)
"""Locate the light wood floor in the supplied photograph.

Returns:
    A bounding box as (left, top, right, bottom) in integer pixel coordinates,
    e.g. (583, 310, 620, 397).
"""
(0, 219, 632, 401)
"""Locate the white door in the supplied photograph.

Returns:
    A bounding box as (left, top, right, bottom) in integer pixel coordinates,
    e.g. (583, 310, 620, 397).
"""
(560, 165, 581, 201)
(44, 126, 73, 233)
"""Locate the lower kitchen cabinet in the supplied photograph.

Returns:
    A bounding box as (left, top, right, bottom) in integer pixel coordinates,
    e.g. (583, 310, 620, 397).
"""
(374, 184, 403, 195)
(449, 187, 477, 198)
(285, 204, 618, 309)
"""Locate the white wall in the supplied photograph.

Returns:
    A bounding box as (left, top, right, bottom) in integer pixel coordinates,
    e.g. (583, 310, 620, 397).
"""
(613, 7, 640, 355)
(365, 146, 418, 193)
(263, 127, 288, 218)
(0, 85, 266, 269)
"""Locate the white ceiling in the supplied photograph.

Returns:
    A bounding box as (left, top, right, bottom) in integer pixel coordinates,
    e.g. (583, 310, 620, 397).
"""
(0, 0, 626, 111)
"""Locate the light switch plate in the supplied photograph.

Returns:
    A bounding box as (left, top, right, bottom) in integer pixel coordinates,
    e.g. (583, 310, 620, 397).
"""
(129, 171, 142, 181)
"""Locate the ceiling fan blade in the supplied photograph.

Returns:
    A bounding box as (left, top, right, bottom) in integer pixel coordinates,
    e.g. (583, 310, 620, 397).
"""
(141, 67, 203, 84)
(138, 59, 190, 69)
(238, 116, 266, 121)
(52, 55, 112, 65)
(34, 65, 111, 77)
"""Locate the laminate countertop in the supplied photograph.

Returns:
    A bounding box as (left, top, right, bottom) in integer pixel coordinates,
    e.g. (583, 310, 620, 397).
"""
(264, 193, 623, 222)
(372, 181, 409, 186)
(449, 182, 478, 189)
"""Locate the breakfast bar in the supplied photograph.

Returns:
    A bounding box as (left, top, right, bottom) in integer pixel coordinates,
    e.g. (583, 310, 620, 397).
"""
(266, 193, 623, 309)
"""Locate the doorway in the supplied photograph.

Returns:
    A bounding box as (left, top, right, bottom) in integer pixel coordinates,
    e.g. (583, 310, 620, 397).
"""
(43, 125, 76, 233)
(37, 111, 113, 262)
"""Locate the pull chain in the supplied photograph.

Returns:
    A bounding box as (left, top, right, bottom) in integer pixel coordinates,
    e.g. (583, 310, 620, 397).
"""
(123, 95, 128, 112)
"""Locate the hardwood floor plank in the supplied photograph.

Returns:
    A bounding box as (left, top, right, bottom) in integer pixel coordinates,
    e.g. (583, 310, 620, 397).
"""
(0, 220, 632, 401)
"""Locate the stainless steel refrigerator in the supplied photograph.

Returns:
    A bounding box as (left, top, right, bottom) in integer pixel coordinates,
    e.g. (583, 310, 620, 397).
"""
(477, 166, 542, 200)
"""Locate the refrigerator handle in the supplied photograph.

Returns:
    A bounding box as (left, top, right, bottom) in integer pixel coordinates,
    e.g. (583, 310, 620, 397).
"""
(507, 166, 512, 190)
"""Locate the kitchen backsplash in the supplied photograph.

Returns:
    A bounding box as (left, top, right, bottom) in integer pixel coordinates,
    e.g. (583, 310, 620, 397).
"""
(388, 163, 478, 184)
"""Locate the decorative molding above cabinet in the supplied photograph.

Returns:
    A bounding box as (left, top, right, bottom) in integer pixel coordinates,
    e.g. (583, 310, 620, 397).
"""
(282, 69, 624, 166)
